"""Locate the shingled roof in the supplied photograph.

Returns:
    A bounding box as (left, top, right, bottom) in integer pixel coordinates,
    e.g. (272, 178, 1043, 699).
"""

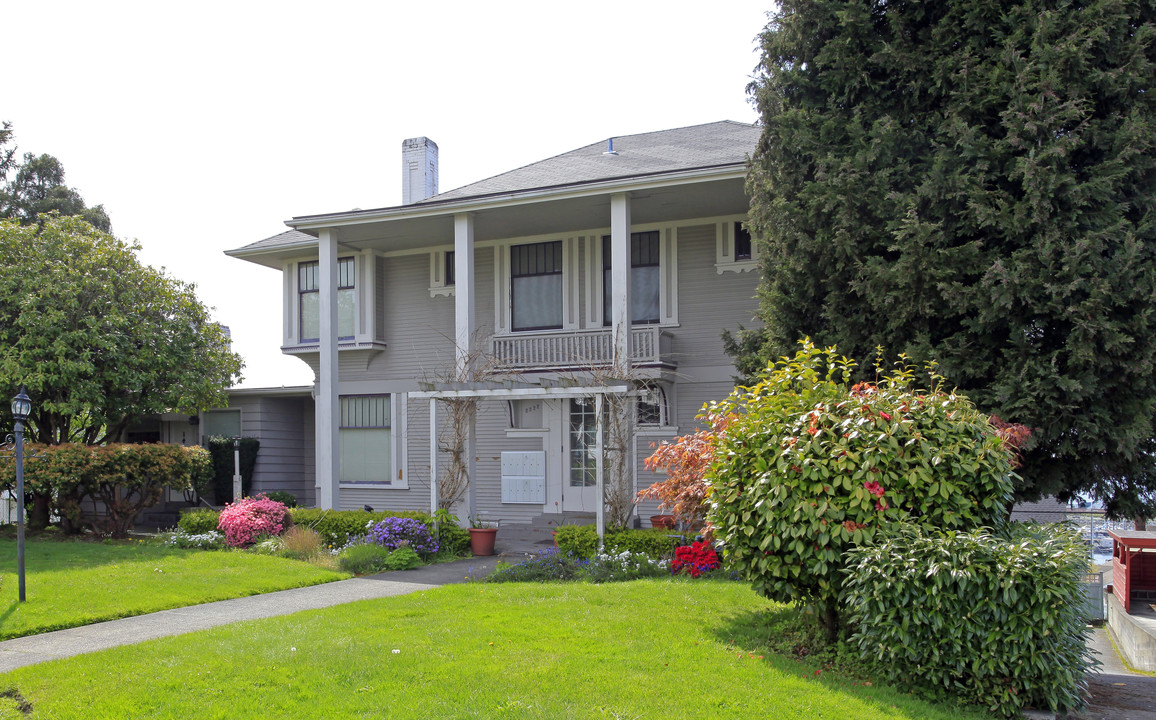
(420, 120, 759, 204)
(231, 120, 759, 256)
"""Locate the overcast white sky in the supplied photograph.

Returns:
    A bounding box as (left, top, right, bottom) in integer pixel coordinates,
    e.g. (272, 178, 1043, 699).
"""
(4, 1, 770, 389)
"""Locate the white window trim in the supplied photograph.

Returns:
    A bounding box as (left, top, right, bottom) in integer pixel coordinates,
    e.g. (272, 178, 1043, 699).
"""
(493, 236, 579, 335)
(715, 217, 759, 274)
(337, 393, 408, 490)
(284, 251, 378, 348)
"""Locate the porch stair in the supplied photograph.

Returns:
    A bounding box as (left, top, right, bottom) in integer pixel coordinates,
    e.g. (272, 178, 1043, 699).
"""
(529, 512, 595, 530)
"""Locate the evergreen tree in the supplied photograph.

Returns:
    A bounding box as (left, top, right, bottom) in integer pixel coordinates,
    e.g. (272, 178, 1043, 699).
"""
(0, 123, 111, 232)
(741, 0, 1156, 515)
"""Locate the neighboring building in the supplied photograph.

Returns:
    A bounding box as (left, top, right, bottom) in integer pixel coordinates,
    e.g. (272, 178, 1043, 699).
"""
(225, 121, 763, 527)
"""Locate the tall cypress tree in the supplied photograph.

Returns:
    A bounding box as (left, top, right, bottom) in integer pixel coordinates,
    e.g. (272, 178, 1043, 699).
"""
(742, 0, 1156, 516)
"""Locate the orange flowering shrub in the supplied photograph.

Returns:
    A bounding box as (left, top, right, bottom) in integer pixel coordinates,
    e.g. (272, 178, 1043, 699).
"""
(638, 412, 733, 531)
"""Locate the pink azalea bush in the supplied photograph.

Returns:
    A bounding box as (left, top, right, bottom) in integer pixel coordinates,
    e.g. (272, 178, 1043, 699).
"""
(217, 495, 287, 548)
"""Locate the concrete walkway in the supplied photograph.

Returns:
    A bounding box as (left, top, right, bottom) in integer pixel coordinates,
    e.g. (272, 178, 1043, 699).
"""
(1071, 627, 1156, 720)
(0, 554, 514, 674)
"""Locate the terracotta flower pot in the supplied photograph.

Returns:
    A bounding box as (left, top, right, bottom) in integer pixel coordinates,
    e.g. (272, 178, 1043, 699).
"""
(468, 527, 498, 556)
(650, 514, 676, 530)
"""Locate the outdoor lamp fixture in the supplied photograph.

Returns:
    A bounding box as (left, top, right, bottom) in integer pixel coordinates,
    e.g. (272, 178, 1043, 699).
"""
(10, 386, 30, 602)
(232, 436, 243, 502)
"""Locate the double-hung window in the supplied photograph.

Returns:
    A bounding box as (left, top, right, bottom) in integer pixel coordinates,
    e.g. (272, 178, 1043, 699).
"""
(602, 231, 661, 326)
(511, 241, 563, 332)
(299, 258, 356, 341)
(339, 395, 391, 485)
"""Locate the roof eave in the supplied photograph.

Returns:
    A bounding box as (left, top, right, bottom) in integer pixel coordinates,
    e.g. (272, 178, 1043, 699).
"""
(286, 163, 747, 232)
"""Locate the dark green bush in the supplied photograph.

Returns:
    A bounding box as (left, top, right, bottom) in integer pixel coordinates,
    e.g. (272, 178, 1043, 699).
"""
(380, 546, 422, 571)
(178, 508, 221, 535)
(203, 436, 260, 504)
(485, 548, 668, 584)
(288, 508, 433, 547)
(554, 525, 681, 560)
(843, 523, 1095, 718)
(262, 491, 298, 508)
(436, 523, 470, 557)
(337, 544, 394, 575)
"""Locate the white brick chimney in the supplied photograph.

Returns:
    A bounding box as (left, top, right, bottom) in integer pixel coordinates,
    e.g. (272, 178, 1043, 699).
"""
(401, 137, 439, 205)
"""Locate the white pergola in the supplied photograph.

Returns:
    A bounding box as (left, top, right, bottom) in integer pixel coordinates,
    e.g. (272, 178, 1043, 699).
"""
(410, 380, 630, 541)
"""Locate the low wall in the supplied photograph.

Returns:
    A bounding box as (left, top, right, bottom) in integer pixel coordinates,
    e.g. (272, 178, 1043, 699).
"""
(1106, 589, 1156, 672)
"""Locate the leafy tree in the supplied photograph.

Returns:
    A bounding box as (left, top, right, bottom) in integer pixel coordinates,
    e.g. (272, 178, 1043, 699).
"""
(0, 215, 243, 525)
(0, 122, 110, 231)
(739, 0, 1156, 515)
(707, 342, 1016, 637)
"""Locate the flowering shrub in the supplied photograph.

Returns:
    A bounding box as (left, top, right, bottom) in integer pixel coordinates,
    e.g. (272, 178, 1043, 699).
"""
(707, 341, 1017, 636)
(485, 548, 668, 584)
(671, 541, 721, 578)
(217, 496, 288, 548)
(162, 528, 225, 550)
(365, 516, 439, 557)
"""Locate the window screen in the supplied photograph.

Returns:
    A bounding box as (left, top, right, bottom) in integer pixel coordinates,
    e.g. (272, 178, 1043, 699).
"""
(511, 241, 563, 331)
(339, 395, 391, 485)
(300, 258, 355, 341)
(603, 231, 660, 326)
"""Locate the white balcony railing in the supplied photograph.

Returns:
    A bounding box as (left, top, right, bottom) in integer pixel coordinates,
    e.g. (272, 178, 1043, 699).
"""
(489, 327, 673, 371)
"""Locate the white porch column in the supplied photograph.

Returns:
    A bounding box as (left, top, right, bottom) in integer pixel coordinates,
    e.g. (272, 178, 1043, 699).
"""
(429, 399, 438, 515)
(316, 229, 341, 510)
(454, 213, 475, 375)
(609, 193, 631, 374)
(595, 393, 605, 547)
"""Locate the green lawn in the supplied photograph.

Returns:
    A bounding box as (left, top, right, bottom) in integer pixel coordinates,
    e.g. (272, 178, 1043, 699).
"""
(0, 579, 996, 719)
(0, 538, 348, 639)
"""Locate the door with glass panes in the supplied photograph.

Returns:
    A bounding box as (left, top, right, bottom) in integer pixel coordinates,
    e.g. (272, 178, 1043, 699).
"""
(562, 397, 600, 512)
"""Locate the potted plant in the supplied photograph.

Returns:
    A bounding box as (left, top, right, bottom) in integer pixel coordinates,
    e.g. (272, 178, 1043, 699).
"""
(649, 514, 676, 530)
(468, 518, 499, 556)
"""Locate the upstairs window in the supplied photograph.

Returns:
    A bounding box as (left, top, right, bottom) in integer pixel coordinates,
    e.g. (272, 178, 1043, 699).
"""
(444, 251, 456, 286)
(511, 241, 563, 331)
(734, 222, 752, 261)
(300, 258, 355, 342)
(603, 231, 660, 326)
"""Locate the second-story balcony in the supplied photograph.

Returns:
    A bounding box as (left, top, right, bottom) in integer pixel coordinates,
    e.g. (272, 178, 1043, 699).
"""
(489, 327, 674, 372)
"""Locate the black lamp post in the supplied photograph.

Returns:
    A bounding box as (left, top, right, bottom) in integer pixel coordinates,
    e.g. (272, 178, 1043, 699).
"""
(11, 386, 31, 602)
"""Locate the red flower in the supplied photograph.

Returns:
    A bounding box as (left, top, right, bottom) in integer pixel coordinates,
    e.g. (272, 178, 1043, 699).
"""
(879, 411, 892, 421)
(875, 500, 889, 512)
(863, 481, 885, 497)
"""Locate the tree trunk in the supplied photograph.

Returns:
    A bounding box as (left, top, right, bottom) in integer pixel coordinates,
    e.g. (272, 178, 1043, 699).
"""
(1137, 516, 1147, 531)
(28, 493, 51, 531)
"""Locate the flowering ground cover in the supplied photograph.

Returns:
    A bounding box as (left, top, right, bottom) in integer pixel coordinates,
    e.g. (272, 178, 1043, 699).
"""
(0, 580, 997, 719)
(0, 537, 347, 640)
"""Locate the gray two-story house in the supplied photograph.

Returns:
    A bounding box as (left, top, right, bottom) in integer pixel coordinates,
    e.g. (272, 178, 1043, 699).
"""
(225, 120, 762, 530)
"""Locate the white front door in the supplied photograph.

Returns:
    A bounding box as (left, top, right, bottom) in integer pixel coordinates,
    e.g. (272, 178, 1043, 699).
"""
(562, 397, 600, 513)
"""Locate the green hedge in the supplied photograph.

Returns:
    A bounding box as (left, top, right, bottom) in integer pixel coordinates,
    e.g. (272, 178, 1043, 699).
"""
(843, 524, 1095, 718)
(287, 508, 433, 548)
(178, 508, 221, 535)
(203, 436, 260, 504)
(554, 525, 682, 560)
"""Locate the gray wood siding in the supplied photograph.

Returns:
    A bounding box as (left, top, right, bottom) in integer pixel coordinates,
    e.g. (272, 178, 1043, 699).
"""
(354, 253, 456, 382)
(673, 224, 761, 372)
(248, 397, 310, 504)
